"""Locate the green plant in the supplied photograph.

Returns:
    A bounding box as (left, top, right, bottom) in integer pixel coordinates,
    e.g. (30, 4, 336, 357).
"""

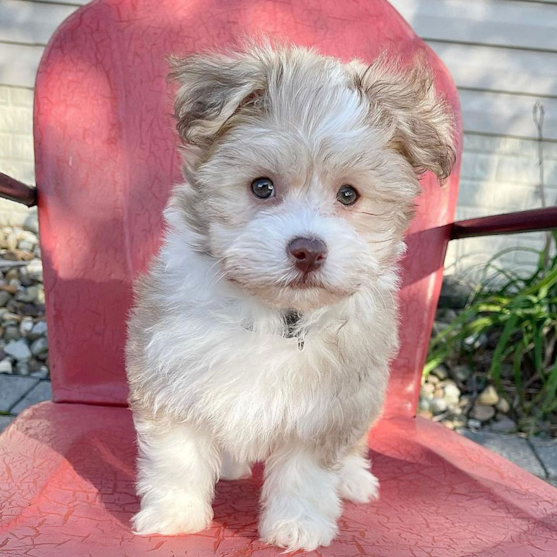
(426, 232, 557, 436)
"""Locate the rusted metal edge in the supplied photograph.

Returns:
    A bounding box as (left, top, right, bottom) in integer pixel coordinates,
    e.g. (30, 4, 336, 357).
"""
(0, 172, 37, 207)
(451, 206, 557, 240)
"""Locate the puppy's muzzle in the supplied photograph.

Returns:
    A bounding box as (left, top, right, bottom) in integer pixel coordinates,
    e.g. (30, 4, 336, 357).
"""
(287, 237, 327, 274)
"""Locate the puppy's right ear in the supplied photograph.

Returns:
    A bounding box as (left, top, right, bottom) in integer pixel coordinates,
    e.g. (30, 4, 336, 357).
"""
(350, 56, 456, 182)
(169, 52, 267, 148)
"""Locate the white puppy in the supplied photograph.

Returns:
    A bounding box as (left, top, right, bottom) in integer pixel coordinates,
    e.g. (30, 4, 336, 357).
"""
(126, 42, 455, 551)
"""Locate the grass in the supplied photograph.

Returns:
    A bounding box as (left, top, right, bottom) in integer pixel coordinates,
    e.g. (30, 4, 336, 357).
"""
(426, 231, 557, 437)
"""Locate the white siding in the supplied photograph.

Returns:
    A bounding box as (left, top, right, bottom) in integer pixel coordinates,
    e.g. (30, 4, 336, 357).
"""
(390, 0, 557, 141)
(391, 0, 557, 50)
(458, 90, 557, 139)
(0, 0, 77, 45)
(0, 44, 43, 89)
(389, 0, 557, 276)
(0, 0, 79, 225)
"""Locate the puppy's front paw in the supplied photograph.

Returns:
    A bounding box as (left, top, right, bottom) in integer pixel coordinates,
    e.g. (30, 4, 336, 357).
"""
(259, 506, 338, 551)
(339, 455, 379, 504)
(132, 494, 213, 536)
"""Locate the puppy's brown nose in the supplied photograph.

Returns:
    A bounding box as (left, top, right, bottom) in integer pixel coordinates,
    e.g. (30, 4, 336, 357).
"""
(287, 237, 327, 274)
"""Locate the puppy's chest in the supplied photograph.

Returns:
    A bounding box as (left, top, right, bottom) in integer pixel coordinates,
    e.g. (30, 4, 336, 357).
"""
(198, 327, 373, 444)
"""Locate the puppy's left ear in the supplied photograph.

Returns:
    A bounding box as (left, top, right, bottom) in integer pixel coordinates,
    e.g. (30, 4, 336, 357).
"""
(351, 57, 456, 181)
(169, 51, 267, 149)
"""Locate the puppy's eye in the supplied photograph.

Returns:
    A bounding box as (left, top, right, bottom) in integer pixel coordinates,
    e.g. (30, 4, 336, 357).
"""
(251, 177, 275, 200)
(337, 185, 359, 206)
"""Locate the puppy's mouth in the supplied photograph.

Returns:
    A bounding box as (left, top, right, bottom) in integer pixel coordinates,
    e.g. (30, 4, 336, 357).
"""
(286, 274, 326, 290)
(221, 258, 360, 308)
(228, 273, 327, 292)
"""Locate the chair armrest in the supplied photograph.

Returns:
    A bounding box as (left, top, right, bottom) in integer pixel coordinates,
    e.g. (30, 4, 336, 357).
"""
(0, 172, 37, 208)
(450, 207, 557, 240)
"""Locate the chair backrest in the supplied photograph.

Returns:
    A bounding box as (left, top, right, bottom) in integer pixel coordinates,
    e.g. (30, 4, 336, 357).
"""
(35, 0, 461, 418)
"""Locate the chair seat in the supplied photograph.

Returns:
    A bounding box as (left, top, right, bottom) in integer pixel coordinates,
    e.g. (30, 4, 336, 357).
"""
(1, 402, 556, 556)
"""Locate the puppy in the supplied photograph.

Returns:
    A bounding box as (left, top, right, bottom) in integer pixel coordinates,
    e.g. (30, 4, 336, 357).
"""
(126, 42, 455, 551)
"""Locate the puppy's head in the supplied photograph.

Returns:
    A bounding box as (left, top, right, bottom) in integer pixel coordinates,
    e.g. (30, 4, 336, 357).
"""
(168, 43, 455, 311)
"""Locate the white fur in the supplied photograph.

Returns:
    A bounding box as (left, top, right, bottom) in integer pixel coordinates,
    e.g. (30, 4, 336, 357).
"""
(132, 420, 220, 535)
(129, 229, 394, 548)
(220, 451, 252, 481)
(339, 453, 380, 504)
(260, 448, 341, 551)
(126, 43, 454, 551)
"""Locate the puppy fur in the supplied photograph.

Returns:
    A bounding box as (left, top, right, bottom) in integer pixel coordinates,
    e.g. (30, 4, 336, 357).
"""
(126, 42, 455, 551)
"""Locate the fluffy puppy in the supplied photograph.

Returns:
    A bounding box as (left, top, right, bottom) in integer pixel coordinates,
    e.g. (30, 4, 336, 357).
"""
(126, 42, 455, 551)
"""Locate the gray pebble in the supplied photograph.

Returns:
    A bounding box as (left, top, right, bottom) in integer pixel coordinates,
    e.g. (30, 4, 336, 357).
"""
(18, 266, 29, 283)
(35, 286, 45, 304)
(28, 358, 42, 372)
(453, 364, 471, 382)
(31, 321, 47, 337)
(0, 291, 11, 307)
(30, 366, 49, 379)
(431, 365, 449, 380)
(464, 333, 488, 349)
(18, 240, 34, 252)
(23, 215, 38, 235)
(1, 312, 21, 323)
(19, 317, 33, 337)
(418, 397, 431, 412)
(4, 325, 20, 342)
(434, 321, 450, 334)
(16, 361, 30, 375)
(26, 259, 43, 282)
(471, 404, 496, 422)
(15, 286, 38, 303)
(421, 383, 435, 397)
(489, 416, 517, 434)
(444, 383, 461, 404)
(17, 230, 38, 245)
(4, 339, 32, 362)
(468, 418, 482, 429)
(0, 358, 12, 374)
(30, 337, 48, 358)
(430, 397, 448, 415)
(4, 269, 18, 282)
(449, 415, 467, 429)
(436, 308, 458, 323)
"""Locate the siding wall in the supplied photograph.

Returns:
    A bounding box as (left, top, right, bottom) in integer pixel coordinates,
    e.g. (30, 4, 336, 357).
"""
(0, 0, 85, 227)
(389, 0, 557, 276)
(1, 0, 556, 275)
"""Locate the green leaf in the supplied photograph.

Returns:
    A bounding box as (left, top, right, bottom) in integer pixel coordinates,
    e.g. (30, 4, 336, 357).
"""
(541, 358, 557, 415)
(490, 313, 520, 391)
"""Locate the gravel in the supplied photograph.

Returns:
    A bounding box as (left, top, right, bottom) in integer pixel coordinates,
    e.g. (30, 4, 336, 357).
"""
(418, 303, 520, 436)
(0, 226, 49, 382)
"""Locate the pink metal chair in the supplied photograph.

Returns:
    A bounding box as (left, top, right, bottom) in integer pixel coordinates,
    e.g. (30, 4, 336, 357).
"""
(1, 1, 556, 555)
